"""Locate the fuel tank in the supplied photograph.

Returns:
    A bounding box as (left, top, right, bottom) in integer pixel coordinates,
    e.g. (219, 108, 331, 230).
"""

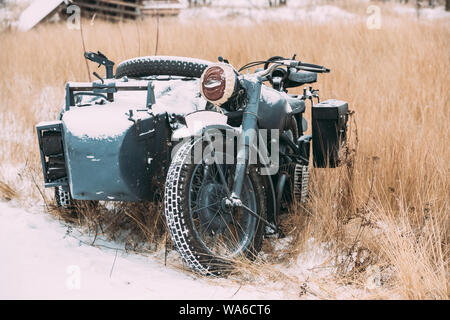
(257, 85, 291, 130)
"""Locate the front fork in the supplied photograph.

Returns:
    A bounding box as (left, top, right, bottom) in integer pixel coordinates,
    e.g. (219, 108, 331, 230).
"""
(218, 76, 277, 231)
(229, 76, 262, 204)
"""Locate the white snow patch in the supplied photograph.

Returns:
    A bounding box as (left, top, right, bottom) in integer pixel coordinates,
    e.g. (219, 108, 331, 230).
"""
(62, 104, 134, 140)
(63, 80, 206, 140)
(0, 164, 25, 185)
(179, 4, 357, 24)
(151, 79, 207, 115)
(0, 201, 286, 299)
(393, 5, 450, 20)
(180, 0, 310, 9)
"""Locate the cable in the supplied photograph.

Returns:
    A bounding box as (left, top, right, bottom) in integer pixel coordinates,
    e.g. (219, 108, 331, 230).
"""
(237, 60, 268, 72)
(79, 18, 92, 82)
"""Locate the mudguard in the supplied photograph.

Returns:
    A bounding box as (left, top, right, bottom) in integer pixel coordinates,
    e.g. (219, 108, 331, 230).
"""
(171, 110, 232, 140)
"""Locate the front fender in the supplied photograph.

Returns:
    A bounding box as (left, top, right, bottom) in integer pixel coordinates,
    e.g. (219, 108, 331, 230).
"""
(171, 110, 239, 140)
(171, 115, 279, 176)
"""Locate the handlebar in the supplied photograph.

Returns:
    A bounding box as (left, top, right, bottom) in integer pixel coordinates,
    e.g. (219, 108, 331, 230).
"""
(237, 56, 330, 75)
(281, 60, 330, 73)
(254, 59, 330, 79)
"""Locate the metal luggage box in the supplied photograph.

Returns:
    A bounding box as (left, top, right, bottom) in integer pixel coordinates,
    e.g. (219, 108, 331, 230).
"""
(312, 99, 349, 168)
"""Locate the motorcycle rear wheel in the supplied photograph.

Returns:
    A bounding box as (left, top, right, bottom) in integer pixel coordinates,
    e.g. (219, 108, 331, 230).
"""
(164, 137, 266, 276)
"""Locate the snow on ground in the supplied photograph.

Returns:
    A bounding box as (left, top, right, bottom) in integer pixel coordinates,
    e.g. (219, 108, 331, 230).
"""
(0, 201, 292, 299)
(3, 0, 449, 31)
(393, 5, 450, 20)
(0, 199, 375, 299)
(179, 2, 357, 24)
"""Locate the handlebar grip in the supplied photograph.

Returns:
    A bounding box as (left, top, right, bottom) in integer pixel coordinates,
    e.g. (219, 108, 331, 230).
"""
(298, 66, 330, 73)
(300, 62, 329, 72)
(299, 62, 323, 69)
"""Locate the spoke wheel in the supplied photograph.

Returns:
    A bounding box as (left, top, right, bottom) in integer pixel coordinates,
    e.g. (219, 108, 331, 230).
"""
(164, 136, 266, 275)
(189, 160, 258, 258)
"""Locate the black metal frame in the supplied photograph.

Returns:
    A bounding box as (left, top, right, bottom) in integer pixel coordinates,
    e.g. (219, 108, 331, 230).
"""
(36, 121, 69, 188)
(64, 80, 155, 111)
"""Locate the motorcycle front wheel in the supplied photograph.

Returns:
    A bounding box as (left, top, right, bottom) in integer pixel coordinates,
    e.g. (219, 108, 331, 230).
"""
(164, 137, 266, 276)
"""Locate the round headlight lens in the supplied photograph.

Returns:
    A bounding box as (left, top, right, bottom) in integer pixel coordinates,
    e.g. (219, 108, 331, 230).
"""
(200, 63, 237, 106)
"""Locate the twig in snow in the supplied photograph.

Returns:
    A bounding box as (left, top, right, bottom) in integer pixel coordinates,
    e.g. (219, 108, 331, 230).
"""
(110, 249, 118, 278)
(164, 232, 169, 267)
(231, 283, 242, 298)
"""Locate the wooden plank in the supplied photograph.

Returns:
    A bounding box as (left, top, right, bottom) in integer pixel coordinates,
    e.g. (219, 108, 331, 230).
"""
(86, 12, 135, 22)
(142, 8, 180, 16)
(142, 0, 183, 16)
(73, 0, 141, 12)
(147, 0, 180, 3)
(95, 0, 142, 8)
(72, 0, 184, 19)
(73, 1, 141, 16)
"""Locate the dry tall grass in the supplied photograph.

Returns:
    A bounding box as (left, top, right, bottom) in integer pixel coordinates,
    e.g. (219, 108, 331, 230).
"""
(0, 7, 448, 299)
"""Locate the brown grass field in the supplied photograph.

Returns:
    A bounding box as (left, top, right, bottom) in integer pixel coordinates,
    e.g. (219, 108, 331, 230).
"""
(0, 3, 448, 299)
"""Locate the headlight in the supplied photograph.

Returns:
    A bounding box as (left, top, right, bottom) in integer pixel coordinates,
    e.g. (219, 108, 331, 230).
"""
(200, 63, 238, 106)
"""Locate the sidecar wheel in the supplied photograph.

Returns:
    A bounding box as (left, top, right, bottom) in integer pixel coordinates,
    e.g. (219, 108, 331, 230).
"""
(115, 56, 212, 79)
(55, 186, 73, 209)
(54, 187, 98, 215)
(164, 137, 267, 276)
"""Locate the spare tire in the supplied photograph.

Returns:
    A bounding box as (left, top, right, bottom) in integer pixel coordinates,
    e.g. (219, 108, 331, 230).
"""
(115, 56, 213, 79)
